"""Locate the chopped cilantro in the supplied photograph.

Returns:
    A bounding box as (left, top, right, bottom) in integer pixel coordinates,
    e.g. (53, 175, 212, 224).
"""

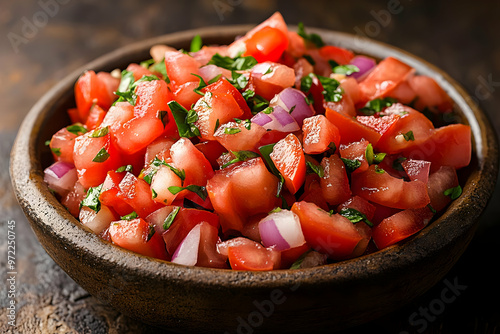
(403, 130, 415, 141)
(207, 53, 257, 71)
(297, 22, 325, 48)
(163, 206, 180, 230)
(66, 124, 87, 135)
(120, 211, 138, 220)
(168, 185, 208, 201)
(92, 147, 110, 163)
(444, 185, 462, 200)
(306, 161, 324, 178)
(359, 97, 398, 115)
(80, 184, 103, 212)
(339, 208, 373, 227)
(190, 34, 203, 52)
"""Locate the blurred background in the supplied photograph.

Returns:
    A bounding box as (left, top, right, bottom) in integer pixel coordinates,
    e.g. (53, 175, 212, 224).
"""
(1, 0, 499, 332)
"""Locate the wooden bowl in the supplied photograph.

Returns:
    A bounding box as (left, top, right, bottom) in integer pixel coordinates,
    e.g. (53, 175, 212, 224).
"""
(10, 26, 499, 333)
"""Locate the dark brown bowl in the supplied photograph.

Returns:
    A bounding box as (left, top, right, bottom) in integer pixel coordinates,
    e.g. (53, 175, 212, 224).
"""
(10, 26, 499, 333)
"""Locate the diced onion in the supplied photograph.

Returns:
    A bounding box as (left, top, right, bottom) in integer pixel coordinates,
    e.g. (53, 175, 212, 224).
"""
(271, 88, 315, 126)
(198, 64, 231, 82)
(43, 161, 78, 196)
(348, 55, 376, 81)
(251, 106, 300, 132)
(171, 223, 201, 266)
(251, 112, 273, 126)
(258, 210, 305, 251)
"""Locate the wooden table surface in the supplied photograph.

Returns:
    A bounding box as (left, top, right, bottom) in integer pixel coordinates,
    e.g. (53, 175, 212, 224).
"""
(1, 0, 499, 333)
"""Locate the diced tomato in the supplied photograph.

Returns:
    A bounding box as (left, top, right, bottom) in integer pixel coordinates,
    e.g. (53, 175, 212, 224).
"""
(339, 139, 370, 174)
(144, 136, 176, 165)
(74, 70, 115, 122)
(96, 71, 120, 103)
(372, 207, 434, 249)
(270, 133, 306, 195)
(401, 124, 471, 170)
(249, 62, 295, 101)
(401, 159, 431, 183)
(358, 57, 414, 104)
(67, 107, 82, 124)
(325, 107, 381, 145)
(204, 77, 252, 119)
(319, 45, 355, 65)
(193, 91, 244, 141)
(100, 102, 135, 134)
(172, 81, 202, 110)
(386, 79, 417, 105)
(100, 170, 134, 216)
(85, 104, 106, 131)
(117, 172, 163, 217)
(302, 115, 341, 155)
(244, 26, 288, 63)
(337, 195, 376, 222)
(190, 222, 228, 269)
(324, 93, 356, 117)
(108, 218, 168, 260)
(49, 127, 78, 164)
(370, 202, 401, 226)
(291, 201, 364, 260)
(126, 63, 155, 81)
(164, 50, 201, 87)
(351, 165, 430, 209)
(170, 138, 214, 186)
(214, 121, 267, 153)
(226, 238, 278, 271)
(73, 128, 122, 189)
(356, 114, 400, 137)
(427, 166, 459, 212)
(320, 154, 351, 206)
(150, 164, 183, 205)
(207, 158, 279, 233)
(163, 208, 219, 256)
(195, 140, 228, 170)
(409, 75, 453, 112)
(61, 181, 86, 218)
(298, 173, 329, 211)
(340, 77, 366, 106)
(280, 243, 311, 269)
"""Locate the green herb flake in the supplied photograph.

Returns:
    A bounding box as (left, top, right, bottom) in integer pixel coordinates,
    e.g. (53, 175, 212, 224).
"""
(168, 100, 200, 138)
(224, 127, 241, 135)
(392, 157, 407, 171)
(163, 206, 180, 230)
(190, 34, 203, 52)
(92, 147, 110, 163)
(374, 165, 385, 174)
(80, 184, 103, 212)
(147, 225, 155, 241)
(297, 22, 325, 48)
(207, 53, 258, 71)
(339, 208, 373, 227)
(340, 157, 361, 173)
(168, 185, 208, 201)
(359, 97, 398, 115)
(306, 161, 324, 178)
(116, 165, 133, 173)
(66, 124, 87, 135)
(444, 185, 462, 200)
(90, 126, 109, 138)
(222, 150, 260, 168)
(120, 211, 138, 220)
(317, 75, 343, 102)
(191, 73, 208, 96)
(402, 130, 415, 141)
(290, 249, 312, 269)
(51, 147, 61, 156)
(332, 64, 360, 76)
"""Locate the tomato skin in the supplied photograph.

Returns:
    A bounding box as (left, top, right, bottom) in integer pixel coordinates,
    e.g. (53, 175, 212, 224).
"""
(164, 50, 201, 87)
(50, 127, 77, 164)
(318, 45, 355, 65)
(372, 207, 434, 249)
(358, 57, 414, 103)
(73, 129, 122, 189)
(74, 70, 115, 122)
(270, 133, 306, 195)
(244, 26, 289, 63)
(401, 124, 471, 170)
(339, 139, 370, 174)
(325, 108, 381, 145)
(320, 154, 351, 206)
(226, 238, 278, 271)
(100, 170, 134, 216)
(108, 218, 168, 260)
(170, 137, 214, 187)
(302, 115, 341, 155)
(249, 62, 295, 101)
(117, 172, 163, 218)
(427, 166, 459, 212)
(351, 165, 430, 209)
(291, 201, 364, 260)
(409, 75, 453, 112)
(163, 208, 219, 256)
(61, 181, 86, 218)
(204, 77, 252, 119)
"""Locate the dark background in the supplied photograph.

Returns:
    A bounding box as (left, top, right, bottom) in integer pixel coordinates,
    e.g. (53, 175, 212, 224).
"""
(1, 0, 499, 333)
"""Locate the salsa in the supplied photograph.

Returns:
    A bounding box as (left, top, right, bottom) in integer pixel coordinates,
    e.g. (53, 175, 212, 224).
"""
(43, 12, 471, 270)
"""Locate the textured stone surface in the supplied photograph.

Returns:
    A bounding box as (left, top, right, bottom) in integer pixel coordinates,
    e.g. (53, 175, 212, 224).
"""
(1, 0, 499, 333)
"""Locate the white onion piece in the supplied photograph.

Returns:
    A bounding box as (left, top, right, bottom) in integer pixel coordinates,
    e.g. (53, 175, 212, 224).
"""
(258, 210, 305, 251)
(43, 161, 78, 196)
(171, 223, 201, 266)
(79, 205, 116, 235)
(198, 64, 232, 82)
(271, 88, 315, 126)
(349, 55, 376, 81)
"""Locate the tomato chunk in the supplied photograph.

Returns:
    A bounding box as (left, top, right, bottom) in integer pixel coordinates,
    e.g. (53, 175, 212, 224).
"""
(302, 115, 341, 155)
(320, 154, 351, 206)
(244, 26, 289, 63)
(270, 133, 306, 195)
(226, 238, 279, 271)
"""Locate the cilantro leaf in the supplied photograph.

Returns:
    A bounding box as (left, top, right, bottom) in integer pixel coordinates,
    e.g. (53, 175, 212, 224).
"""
(221, 150, 260, 168)
(190, 34, 203, 52)
(306, 161, 324, 178)
(168, 101, 201, 138)
(80, 184, 103, 212)
(66, 124, 87, 135)
(297, 22, 325, 48)
(403, 130, 415, 141)
(444, 185, 462, 200)
(92, 147, 110, 163)
(207, 53, 257, 71)
(120, 211, 138, 220)
(359, 97, 398, 115)
(340, 157, 361, 173)
(168, 185, 208, 201)
(339, 208, 373, 227)
(163, 206, 180, 230)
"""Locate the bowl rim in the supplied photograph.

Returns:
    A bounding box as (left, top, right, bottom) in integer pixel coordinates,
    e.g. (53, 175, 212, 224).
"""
(10, 25, 499, 289)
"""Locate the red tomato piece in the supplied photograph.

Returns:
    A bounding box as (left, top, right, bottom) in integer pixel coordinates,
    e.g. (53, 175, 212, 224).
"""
(409, 75, 453, 112)
(162, 208, 219, 256)
(372, 207, 434, 249)
(356, 114, 400, 136)
(249, 62, 295, 101)
(108, 218, 168, 260)
(427, 166, 459, 212)
(74, 70, 115, 122)
(319, 45, 355, 65)
(339, 139, 371, 174)
(170, 138, 214, 187)
(291, 201, 364, 260)
(204, 77, 252, 119)
(270, 133, 306, 195)
(164, 50, 201, 87)
(195, 140, 228, 170)
(193, 91, 244, 141)
(172, 81, 202, 110)
(244, 26, 289, 63)
(49, 127, 78, 164)
(85, 104, 106, 131)
(73, 128, 122, 189)
(117, 172, 163, 217)
(401, 159, 431, 184)
(150, 164, 183, 206)
(126, 63, 155, 81)
(358, 57, 414, 103)
(337, 195, 377, 222)
(100, 170, 134, 216)
(302, 115, 341, 155)
(226, 238, 277, 271)
(401, 124, 471, 170)
(320, 154, 351, 206)
(100, 102, 134, 134)
(325, 107, 381, 145)
(61, 181, 85, 218)
(324, 93, 356, 117)
(351, 165, 430, 209)
(144, 136, 176, 165)
(214, 121, 267, 153)
(279, 243, 311, 269)
(298, 174, 329, 211)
